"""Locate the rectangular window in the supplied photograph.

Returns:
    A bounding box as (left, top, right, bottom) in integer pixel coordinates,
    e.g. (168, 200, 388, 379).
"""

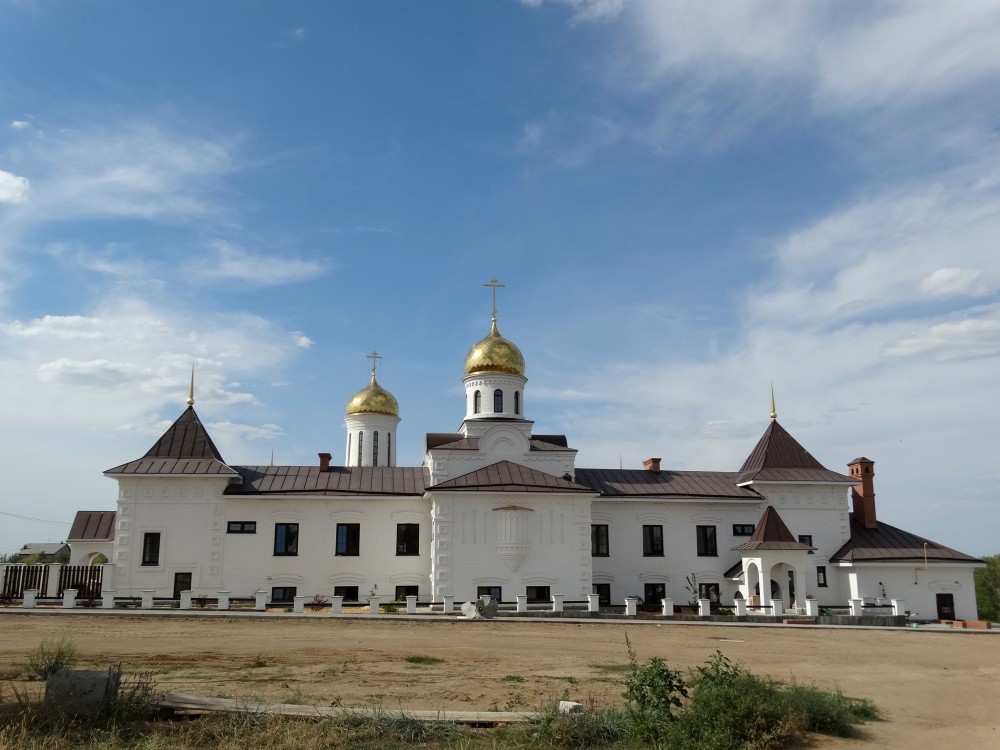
(591, 524, 609, 556)
(642, 525, 664, 556)
(592, 583, 611, 606)
(271, 586, 296, 603)
(798, 534, 815, 554)
(396, 523, 419, 556)
(477, 585, 502, 602)
(732, 524, 755, 536)
(698, 583, 721, 602)
(227, 521, 256, 534)
(336, 523, 360, 556)
(644, 582, 666, 607)
(697, 525, 718, 556)
(273, 523, 299, 556)
(395, 585, 419, 600)
(525, 585, 550, 603)
(334, 585, 359, 601)
(141, 532, 160, 566)
(817, 566, 828, 587)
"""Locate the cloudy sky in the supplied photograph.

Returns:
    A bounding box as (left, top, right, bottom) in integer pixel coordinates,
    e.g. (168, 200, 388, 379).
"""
(1, 1, 997, 557)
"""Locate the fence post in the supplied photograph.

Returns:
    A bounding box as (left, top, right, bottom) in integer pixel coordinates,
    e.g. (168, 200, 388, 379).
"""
(849, 598, 864, 616)
(368, 596, 381, 616)
(254, 590, 267, 611)
(62, 589, 78, 609)
(217, 591, 231, 611)
(734, 598, 747, 617)
(516, 594, 528, 613)
(624, 596, 638, 616)
(891, 599, 906, 617)
(698, 598, 711, 617)
(441, 594, 454, 613)
(140, 590, 155, 609)
(661, 597, 674, 617)
(405, 595, 417, 614)
(23, 589, 38, 609)
(329, 595, 343, 615)
(587, 593, 600, 612)
(47, 563, 63, 597)
(551, 594, 564, 612)
(102, 589, 116, 609)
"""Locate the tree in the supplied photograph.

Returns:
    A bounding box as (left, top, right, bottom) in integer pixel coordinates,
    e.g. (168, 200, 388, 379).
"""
(974, 555, 1000, 623)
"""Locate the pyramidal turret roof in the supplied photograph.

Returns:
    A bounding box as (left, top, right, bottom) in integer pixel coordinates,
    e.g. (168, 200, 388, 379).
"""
(732, 505, 815, 551)
(105, 406, 238, 477)
(737, 420, 855, 484)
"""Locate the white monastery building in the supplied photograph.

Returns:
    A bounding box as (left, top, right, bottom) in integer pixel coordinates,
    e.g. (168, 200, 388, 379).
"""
(82, 288, 983, 621)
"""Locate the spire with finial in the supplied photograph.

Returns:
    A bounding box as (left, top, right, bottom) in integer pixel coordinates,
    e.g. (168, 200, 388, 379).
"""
(186, 366, 195, 406)
(769, 382, 777, 421)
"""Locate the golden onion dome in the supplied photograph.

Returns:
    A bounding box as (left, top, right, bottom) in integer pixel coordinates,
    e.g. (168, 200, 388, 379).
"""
(464, 319, 525, 376)
(345, 375, 399, 417)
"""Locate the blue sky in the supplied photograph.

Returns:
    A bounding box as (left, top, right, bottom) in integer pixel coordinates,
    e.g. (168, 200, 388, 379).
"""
(1, 0, 998, 557)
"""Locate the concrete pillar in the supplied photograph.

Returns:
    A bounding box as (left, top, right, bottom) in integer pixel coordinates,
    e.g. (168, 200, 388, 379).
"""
(551, 594, 564, 612)
(441, 594, 454, 613)
(23, 589, 37, 609)
(140, 590, 155, 609)
(661, 597, 674, 617)
(62, 589, 77, 609)
(891, 599, 906, 617)
(368, 596, 381, 616)
(330, 595, 343, 615)
(770, 598, 783, 616)
(849, 598, 864, 616)
(217, 591, 231, 611)
(292, 595, 307, 614)
(179, 591, 192, 610)
(698, 598, 711, 617)
(734, 598, 747, 617)
(805, 599, 819, 617)
(405, 595, 418, 614)
(587, 593, 600, 612)
(254, 590, 267, 611)
(516, 594, 528, 613)
(46, 564, 62, 597)
(102, 589, 116, 609)
(624, 597, 638, 616)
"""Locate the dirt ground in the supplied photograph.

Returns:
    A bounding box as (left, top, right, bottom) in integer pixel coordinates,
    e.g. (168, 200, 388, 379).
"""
(1, 612, 997, 748)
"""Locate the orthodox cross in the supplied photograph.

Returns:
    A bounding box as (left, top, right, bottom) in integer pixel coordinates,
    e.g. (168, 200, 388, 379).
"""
(367, 350, 383, 379)
(483, 277, 505, 319)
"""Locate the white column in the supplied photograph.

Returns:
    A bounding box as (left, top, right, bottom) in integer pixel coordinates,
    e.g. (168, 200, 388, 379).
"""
(140, 590, 155, 609)
(179, 591, 192, 609)
(368, 596, 381, 616)
(698, 598, 711, 617)
(734, 598, 747, 617)
(849, 598, 864, 616)
(23, 589, 37, 609)
(516, 594, 528, 613)
(62, 589, 77, 609)
(805, 599, 819, 617)
(661, 598, 674, 617)
(441, 594, 455, 613)
(587, 593, 600, 612)
(405, 595, 418, 614)
(551, 594, 564, 612)
(770, 598, 783, 616)
(624, 597, 638, 616)
(891, 599, 906, 616)
(293, 595, 307, 614)
(330, 595, 343, 615)
(254, 591, 267, 611)
(217, 591, 231, 611)
(102, 588, 116, 609)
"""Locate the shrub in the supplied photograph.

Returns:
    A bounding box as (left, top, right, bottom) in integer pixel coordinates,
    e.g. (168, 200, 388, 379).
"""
(25, 637, 77, 681)
(622, 633, 688, 715)
(404, 655, 443, 665)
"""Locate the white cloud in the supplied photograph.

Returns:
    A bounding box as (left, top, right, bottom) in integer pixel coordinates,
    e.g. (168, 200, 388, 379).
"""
(196, 240, 324, 286)
(207, 421, 285, 442)
(919, 267, 991, 298)
(883, 309, 1000, 362)
(10, 120, 31, 129)
(0, 169, 30, 204)
(290, 331, 313, 349)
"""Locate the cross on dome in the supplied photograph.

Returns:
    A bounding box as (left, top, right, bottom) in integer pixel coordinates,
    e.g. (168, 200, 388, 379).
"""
(367, 350, 383, 380)
(483, 277, 505, 321)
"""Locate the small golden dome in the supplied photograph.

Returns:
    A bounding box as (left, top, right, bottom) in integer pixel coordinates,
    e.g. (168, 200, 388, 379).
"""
(345, 375, 399, 417)
(464, 319, 525, 376)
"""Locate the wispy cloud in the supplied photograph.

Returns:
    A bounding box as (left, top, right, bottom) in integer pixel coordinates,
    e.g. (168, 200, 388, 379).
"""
(0, 169, 30, 204)
(195, 240, 324, 286)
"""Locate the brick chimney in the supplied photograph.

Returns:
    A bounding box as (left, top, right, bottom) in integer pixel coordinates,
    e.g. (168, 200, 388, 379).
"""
(848, 457, 876, 529)
(642, 457, 662, 473)
(318, 452, 331, 472)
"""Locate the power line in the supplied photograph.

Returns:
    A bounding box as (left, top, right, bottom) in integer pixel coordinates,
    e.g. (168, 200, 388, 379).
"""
(0, 510, 70, 526)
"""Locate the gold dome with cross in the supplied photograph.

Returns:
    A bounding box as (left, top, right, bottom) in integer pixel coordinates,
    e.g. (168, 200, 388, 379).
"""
(345, 351, 400, 417)
(463, 278, 525, 376)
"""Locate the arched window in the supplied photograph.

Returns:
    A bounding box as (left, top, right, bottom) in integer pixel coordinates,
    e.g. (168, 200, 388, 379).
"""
(347, 434, 351, 464)
(514, 391, 520, 415)
(494, 389, 503, 414)
(357, 431, 364, 465)
(373, 431, 379, 467)
(473, 390, 481, 414)
(387, 432, 392, 466)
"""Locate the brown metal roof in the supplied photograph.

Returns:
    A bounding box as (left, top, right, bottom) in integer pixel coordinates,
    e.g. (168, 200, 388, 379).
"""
(737, 420, 856, 484)
(574, 468, 760, 499)
(105, 458, 239, 476)
(425, 433, 575, 453)
(830, 516, 983, 564)
(105, 407, 237, 476)
(68, 510, 116, 541)
(431, 461, 593, 493)
(732, 506, 814, 551)
(225, 465, 430, 496)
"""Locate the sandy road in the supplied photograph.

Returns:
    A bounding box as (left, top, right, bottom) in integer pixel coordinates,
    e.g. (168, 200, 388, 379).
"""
(1, 612, 997, 748)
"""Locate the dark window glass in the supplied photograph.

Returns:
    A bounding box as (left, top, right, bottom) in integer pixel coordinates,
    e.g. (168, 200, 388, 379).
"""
(592, 583, 611, 606)
(644, 583, 666, 607)
(477, 585, 502, 602)
(227, 521, 256, 534)
(357, 431, 363, 465)
(274, 523, 299, 556)
(387, 432, 392, 465)
(591, 524, 610, 556)
(642, 525, 664, 556)
(514, 391, 520, 415)
(698, 583, 721, 602)
(336, 523, 360, 556)
(396, 523, 419, 556)
(697, 525, 718, 556)
(732, 524, 755, 536)
(334, 585, 359, 601)
(798, 534, 814, 554)
(395, 585, 419, 600)
(271, 586, 296, 603)
(473, 390, 481, 414)
(494, 389, 503, 413)
(141, 533, 160, 566)
(525, 585, 549, 603)
(817, 566, 828, 587)
(373, 431, 379, 467)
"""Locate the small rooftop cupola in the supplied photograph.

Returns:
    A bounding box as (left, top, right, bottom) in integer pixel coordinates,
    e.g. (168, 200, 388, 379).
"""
(462, 278, 527, 423)
(344, 351, 400, 468)
(848, 457, 877, 529)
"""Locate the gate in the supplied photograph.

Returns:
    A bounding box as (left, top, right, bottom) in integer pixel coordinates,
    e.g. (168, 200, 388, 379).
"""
(57, 565, 104, 599)
(1, 564, 50, 598)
